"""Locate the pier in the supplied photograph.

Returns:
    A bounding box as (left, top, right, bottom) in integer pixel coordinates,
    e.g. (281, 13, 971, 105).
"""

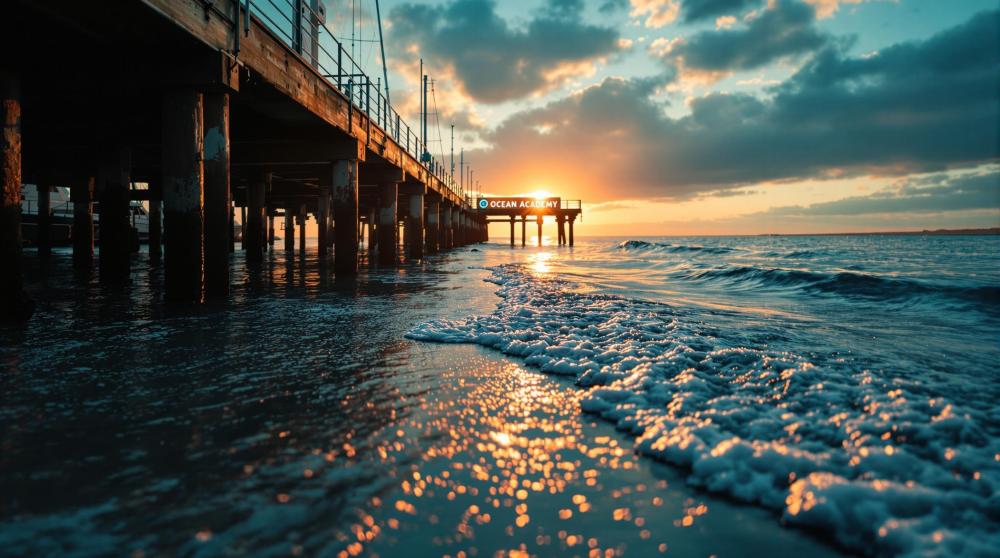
(0, 0, 492, 320)
(478, 197, 583, 247)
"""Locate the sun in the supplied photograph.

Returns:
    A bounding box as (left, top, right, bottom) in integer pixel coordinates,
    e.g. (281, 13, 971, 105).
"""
(529, 189, 554, 200)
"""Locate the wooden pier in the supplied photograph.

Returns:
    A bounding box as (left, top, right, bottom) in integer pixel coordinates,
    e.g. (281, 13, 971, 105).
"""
(478, 198, 582, 247)
(0, 0, 489, 320)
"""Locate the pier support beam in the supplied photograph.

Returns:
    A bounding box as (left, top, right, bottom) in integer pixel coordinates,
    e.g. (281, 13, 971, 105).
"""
(245, 177, 265, 263)
(162, 89, 204, 303)
(333, 160, 359, 274)
(521, 216, 526, 247)
(99, 145, 132, 283)
(425, 198, 439, 254)
(268, 215, 275, 247)
(204, 92, 230, 297)
(377, 182, 398, 265)
(367, 209, 377, 258)
(71, 177, 95, 270)
(537, 216, 543, 247)
(406, 189, 424, 259)
(0, 73, 33, 322)
(509, 217, 515, 246)
(568, 216, 575, 247)
(557, 215, 566, 246)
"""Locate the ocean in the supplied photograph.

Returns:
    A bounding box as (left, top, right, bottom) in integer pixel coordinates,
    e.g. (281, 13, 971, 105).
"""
(1, 235, 998, 557)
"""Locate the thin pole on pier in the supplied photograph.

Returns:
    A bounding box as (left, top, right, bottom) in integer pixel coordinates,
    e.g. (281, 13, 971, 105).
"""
(374, 0, 390, 104)
(450, 124, 454, 186)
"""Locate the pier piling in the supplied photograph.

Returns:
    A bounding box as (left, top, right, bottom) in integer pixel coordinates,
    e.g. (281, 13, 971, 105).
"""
(245, 177, 265, 263)
(407, 188, 424, 259)
(71, 177, 95, 270)
(333, 160, 359, 274)
(426, 198, 439, 255)
(162, 89, 204, 303)
(36, 182, 50, 258)
(284, 206, 294, 252)
(99, 145, 132, 283)
(0, 72, 33, 322)
(204, 92, 230, 296)
(378, 182, 398, 265)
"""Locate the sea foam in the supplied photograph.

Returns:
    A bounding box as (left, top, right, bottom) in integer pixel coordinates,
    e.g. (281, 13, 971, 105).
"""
(408, 264, 1000, 557)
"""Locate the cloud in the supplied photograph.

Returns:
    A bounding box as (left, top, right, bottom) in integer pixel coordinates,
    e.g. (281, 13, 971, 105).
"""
(630, 0, 681, 28)
(660, 0, 827, 73)
(767, 170, 1000, 216)
(388, 0, 623, 104)
(471, 10, 1000, 202)
(680, 0, 765, 23)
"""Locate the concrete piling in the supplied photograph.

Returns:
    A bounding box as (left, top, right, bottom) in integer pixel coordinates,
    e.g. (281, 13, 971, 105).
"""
(557, 215, 566, 246)
(568, 216, 575, 247)
(204, 92, 230, 296)
(509, 217, 515, 246)
(536, 216, 543, 247)
(378, 182, 398, 265)
(521, 216, 526, 247)
(333, 159, 359, 274)
(0, 72, 33, 322)
(161, 89, 204, 303)
(298, 208, 306, 254)
(71, 177, 95, 270)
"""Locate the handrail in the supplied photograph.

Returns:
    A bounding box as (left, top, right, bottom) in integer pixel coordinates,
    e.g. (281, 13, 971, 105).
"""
(236, 0, 466, 204)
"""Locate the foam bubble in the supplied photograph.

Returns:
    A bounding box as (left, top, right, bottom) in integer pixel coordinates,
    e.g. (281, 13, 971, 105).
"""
(408, 264, 1000, 557)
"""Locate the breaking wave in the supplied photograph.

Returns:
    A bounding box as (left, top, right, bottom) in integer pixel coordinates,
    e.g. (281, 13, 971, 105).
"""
(683, 265, 1000, 307)
(409, 264, 1000, 557)
(617, 240, 738, 255)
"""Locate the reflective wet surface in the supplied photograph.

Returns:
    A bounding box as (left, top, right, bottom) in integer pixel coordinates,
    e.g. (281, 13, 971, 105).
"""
(0, 244, 846, 557)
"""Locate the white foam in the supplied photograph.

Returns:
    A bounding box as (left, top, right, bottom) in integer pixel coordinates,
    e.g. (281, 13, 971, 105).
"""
(408, 264, 1000, 557)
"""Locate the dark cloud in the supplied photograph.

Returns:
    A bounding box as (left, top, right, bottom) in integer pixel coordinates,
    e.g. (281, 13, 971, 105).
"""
(664, 0, 825, 72)
(768, 171, 1000, 216)
(389, 0, 622, 104)
(473, 10, 1000, 202)
(598, 0, 629, 14)
(680, 0, 765, 23)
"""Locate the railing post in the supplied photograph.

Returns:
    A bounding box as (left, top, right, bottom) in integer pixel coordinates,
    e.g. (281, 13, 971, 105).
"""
(337, 43, 343, 90)
(293, 0, 303, 53)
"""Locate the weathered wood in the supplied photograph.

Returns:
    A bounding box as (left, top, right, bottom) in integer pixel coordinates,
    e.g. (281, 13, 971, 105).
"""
(98, 145, 132, 283)
(333, 159, 358, 274)
(162, 89, 204, 303)
(378, 182, 398, 265)
(0, 73, 33, 322)
(204, 92, 230, 297)
(71, 177, 95, 270)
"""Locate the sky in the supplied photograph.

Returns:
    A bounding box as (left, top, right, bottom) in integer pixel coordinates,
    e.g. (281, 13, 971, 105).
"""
(328, 0, 999, 235)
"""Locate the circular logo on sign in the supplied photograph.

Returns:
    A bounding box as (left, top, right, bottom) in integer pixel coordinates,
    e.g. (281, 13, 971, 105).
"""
(479, 199, 488, 209)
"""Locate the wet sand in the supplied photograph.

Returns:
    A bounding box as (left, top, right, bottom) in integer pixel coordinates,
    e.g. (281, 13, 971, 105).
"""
(0, 245, 847, 557)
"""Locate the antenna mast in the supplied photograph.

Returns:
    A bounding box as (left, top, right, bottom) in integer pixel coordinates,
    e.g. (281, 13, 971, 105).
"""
(374, 0, 390, 104)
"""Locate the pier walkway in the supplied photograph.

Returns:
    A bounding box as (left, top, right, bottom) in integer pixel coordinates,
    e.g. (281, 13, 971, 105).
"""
(0, 0, 495, 319)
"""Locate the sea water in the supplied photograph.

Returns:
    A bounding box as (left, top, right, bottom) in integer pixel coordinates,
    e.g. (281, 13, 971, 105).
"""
(411, 235, 1000, 557)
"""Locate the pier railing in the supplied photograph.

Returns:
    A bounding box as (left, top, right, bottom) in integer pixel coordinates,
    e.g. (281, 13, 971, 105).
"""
(234, 0, 464, 201)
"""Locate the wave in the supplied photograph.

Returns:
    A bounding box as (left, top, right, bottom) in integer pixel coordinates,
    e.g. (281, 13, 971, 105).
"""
(684, 265, 1000, 307)
(617, 240, 737, 255)
(408, 264, 1000, 557)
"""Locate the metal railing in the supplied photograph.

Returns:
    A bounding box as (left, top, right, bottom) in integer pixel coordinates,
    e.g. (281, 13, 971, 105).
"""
(561, 200, 582, 210)
(234, 0, 464, 203)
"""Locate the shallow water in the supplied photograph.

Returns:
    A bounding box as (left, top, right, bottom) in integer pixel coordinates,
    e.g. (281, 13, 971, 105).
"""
(410, 235, 1000, 558)
(0, 243, 848, 558)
